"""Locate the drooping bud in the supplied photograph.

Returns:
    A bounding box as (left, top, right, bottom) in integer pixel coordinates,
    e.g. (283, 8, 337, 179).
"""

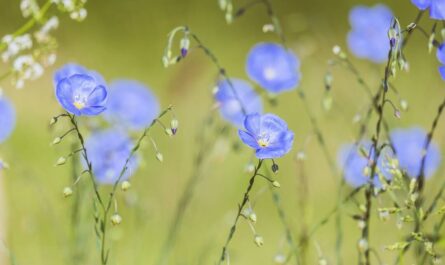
(170, 119, 178, 135)
(121, 181, 131, 191)
(272, 181, 281, 188)
(63, 187, 73, 198)
(180, 37, 190, 58)
(156, 152, 164, 162)
(52, 137, 61, 145)
(271, 163, 279, 174)
(254, 235, 264, 247)
(56, 156, 67, 166)
(111, 213, 122, 225)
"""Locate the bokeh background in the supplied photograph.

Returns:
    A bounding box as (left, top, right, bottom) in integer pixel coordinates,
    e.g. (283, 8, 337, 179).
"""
(1, 0, 445, 264)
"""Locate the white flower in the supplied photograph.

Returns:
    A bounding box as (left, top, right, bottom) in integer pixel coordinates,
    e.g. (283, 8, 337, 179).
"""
(35, 16, 59, 43)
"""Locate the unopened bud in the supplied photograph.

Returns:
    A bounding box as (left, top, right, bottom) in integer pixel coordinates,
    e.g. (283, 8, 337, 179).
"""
(56, 156, 67, 166)
(358, 238, 369, 252)
(111, 213, 122, 225)
(52, 137, 61, 145)
(332, 45, 341, 55)
(180, 37, 190, 57)
(63, 187, 73, 198)
(50, 117, 57, 125)
(400, 99, 408, 111)
(121, 181, 131, 191)
(394, 109, 401, 119)
(272, 181, 281, 188)
(156, 152, 164, 162)
(165, 128, 173, 136)
(271, 163, 279, 173)
(274, 254, 286, 264)
(170, 119, 178, 135)
(254, 235, 264, 247)
(248, 212, 257, 223)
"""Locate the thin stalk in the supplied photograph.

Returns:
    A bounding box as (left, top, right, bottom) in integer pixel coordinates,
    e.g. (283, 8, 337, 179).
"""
(217, 159, 264, 265)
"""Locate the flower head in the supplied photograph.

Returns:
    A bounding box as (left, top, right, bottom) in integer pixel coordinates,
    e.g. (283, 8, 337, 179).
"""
(214, 78, 263, 127)
(246, 43, 300, 93)
(412, 0, 445, 20)
(54, 64, 108, 116)
(337, 141, 393, 188)
(347, 4, 394, 63)
(0, 95, 16, 143)
(390, 127, 441, 178)
(85, 129, 138, 184)
(238, 113, 294, 159)
(105, 80, 160, 130)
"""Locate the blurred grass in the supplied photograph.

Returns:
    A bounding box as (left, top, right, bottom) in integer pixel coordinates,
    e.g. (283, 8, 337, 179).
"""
(1, 0, 445, 264)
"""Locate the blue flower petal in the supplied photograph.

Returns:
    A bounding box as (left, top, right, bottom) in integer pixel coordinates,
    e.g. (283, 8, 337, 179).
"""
(246, 42, 300, 93)
(105, 80, 160, 130)
(0, 96, 16, 143)
(244, 113, 261, 135)
(347, 4, 393, 63)
(412, 0, 432, 10)
(439, 65, 445, 80)
(214, 78, 262, 127)
(85, 129, 138, 184)
(437, 44, 445, 64)
(238, 130, 259, 149)
(431, 0, 445, 20)
(391, 127, 441, 178)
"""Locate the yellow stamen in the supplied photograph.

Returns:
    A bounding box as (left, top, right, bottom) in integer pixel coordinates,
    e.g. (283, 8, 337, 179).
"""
(73, 101, 85, 110)
(258, 139, 269, 147)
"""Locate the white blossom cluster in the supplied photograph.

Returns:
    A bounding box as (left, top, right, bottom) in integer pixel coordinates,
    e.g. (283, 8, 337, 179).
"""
(0, 0, 88, 89)
(51, 0, 88, 22)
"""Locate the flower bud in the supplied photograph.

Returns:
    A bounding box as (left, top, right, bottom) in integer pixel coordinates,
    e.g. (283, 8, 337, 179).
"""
(52, 137, 61, 145)
(165, 128, 173, 136)
(56, 156, 67, 166)
(358, 238, 368, 252)
(400, 99, 408, 111)
(156, 152, 164, 162)
(111, 213, 122, 225)
(50, 117, 57, 125)
(170, 119, 178, 135)
(121, 181, 131, 191)
(271, 163, 279, 173)
(63, 187, 73, 198)
(274, 254, 286, 264)
(272, 181, 281, 188)
(332, 45, 341, 55)
(254, 235, 264, 247)
(248, 212, 257, 223)
(180, 37, 190, 58)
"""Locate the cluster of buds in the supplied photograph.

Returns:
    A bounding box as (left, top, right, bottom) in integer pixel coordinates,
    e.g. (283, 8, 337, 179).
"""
(52, 0, 88, 21)
(218, 0, 234, 24)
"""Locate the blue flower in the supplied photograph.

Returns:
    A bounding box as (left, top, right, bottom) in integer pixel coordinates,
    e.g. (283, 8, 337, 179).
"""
(347, 4, 394, 63)
(246, 43, 300, 93)
(390, 127, 441, 178)
(85, 129, 138, 184)
(337, 141, 393, 188)
(238, 113, 294, 159)
(104, 80, 160, 130)
(0, 95, 15, 143)
(214, 78, 263, 127)
(54, 63, 106, 88)
(54, 69, 108, 116)
(412, 0, 445, 20)
(436, 44, 445, 80)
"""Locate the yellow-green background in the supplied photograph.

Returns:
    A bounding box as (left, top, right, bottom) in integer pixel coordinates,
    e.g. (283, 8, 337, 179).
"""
(1, 0, 445, 264)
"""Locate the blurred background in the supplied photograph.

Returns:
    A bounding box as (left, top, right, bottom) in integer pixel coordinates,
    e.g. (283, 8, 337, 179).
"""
(1, 0, 445, 264)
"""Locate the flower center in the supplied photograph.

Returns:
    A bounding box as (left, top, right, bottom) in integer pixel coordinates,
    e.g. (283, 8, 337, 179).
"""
(263, 67, 277, 80)
(73, 94, 87, 110)
(73, 101, 85, 110)
(257, 133, 271, 148)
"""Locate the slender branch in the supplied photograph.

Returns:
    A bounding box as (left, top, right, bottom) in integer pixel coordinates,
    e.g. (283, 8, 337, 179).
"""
(217, 159, 264, 265)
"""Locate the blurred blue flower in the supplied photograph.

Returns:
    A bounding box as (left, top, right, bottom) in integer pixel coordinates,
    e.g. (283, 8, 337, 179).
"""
(238, 113, 294, 159)
(55, 73, 108, 116)
(54, 63, 106, 88)
(246, 42, 300, 93)
(436, 44, 445, 80)
(85, 129, 138, 184)
(412, 0, 445, 20)
(214, 78, 263, 127)
(347, 4, 393, 63)
(105, 80, 160, 130)
(390, 127, 441, 178)
(337, 141, 393, 188)
(0, 95, 16, 143)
